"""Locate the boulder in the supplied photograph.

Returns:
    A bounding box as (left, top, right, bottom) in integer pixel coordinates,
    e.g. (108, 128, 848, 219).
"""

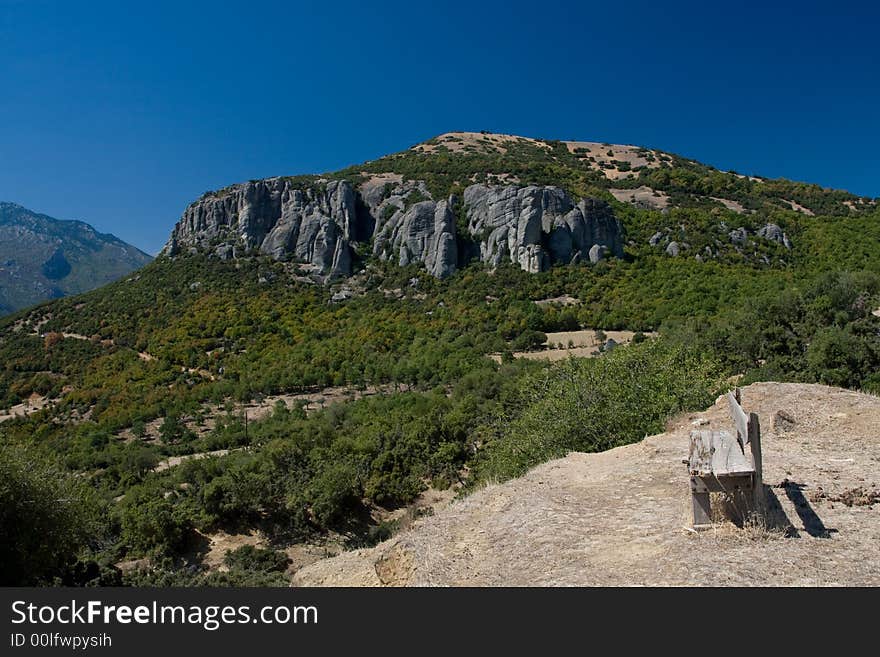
(757, 223, 792, 249)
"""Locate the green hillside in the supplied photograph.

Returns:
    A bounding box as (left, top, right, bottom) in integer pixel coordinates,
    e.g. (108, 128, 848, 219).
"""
(1, 134, 878, 586)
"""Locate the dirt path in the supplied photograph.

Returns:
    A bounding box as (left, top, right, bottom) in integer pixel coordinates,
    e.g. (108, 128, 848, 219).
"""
(153, 449, 234, 472)
(294, 382, 880, 586)
(0, 393, 50, 423)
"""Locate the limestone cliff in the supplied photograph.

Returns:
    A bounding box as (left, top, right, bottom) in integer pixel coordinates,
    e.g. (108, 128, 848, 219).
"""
(163, 176, 625, 280)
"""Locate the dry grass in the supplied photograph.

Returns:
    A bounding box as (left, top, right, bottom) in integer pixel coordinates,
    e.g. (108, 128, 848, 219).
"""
(295, 382, 880, 586)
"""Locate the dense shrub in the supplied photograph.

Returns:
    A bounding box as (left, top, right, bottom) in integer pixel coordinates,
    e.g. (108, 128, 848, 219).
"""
(472, 339, 724, 482)
(0, 446, 106, 585)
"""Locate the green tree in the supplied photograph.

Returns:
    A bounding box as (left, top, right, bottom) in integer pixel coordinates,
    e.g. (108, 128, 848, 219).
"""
(0, 446, 105, 585)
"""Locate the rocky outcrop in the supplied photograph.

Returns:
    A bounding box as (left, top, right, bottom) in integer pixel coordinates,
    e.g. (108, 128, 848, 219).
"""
(728, 227, 748, 245)
(360, 179, 459, 278)
(164, 178, 625, 280)
(463, 185, 623, 273)
(164, 178, 357, 279)
(378, 200, 458, 278)
(757, 223, 792, 249)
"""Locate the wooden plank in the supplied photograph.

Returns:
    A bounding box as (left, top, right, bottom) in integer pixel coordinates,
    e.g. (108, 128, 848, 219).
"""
(691, 487, 711, 527)
(690, 430, 753, 477)
(691, 473, 754, 493)
(710, 430, 753, 476)
(727, 391, 749, 447)
(748, 412, 764, 508)
(688, 430, 714, 475)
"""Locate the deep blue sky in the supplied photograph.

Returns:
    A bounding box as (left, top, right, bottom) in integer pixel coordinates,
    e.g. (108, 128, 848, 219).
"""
(2, 0, 878, 254)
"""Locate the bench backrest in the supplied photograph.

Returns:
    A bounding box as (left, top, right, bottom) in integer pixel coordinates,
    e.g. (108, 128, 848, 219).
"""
(726, 388, 763, 488)
(727, 388, 750, 448)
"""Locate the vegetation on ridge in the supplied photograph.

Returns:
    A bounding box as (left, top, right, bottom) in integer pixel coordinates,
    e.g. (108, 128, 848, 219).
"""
(1, 133, 879, 585)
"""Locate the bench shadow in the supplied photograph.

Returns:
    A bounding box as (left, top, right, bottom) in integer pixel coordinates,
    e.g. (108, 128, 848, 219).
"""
(719, 484, 837, 538)
(774, 480, 837, 538)
(761, 486, 801, 537)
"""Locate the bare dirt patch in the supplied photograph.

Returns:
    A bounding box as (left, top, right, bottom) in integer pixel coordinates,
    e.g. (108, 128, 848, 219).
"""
(533, 294, 581, 308)
(153, 449, 234, 472)
(201, 530, 265, 571)
(709, 197, 747, 213)
(563, 141, 667, 180)
(783, 199, 816, 216)
(0, 392, 50, 423)
(412, 132, 551, 155)
(294, 382, 880, 586)
(490, 329, 651, 363)
(609, 186, 670, 210)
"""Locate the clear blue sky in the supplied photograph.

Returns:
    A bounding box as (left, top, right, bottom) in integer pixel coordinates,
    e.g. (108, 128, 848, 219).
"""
(2, 0, 878, 254)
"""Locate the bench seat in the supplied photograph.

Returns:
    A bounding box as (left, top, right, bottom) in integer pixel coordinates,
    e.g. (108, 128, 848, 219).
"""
(686, 391, 764, 528)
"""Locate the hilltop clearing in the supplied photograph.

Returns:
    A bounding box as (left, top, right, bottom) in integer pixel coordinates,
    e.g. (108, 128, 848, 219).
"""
(294, 382, 880, 586)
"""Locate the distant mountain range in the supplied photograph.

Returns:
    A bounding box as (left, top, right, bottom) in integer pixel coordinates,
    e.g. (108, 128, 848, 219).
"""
(0, 202, 152, 315)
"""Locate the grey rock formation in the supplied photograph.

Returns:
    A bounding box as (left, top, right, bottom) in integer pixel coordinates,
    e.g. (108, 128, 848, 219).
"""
(757, 223, 792, 249)
(665, 241, 680, 257)
(164, 178, 626, 280)
(729, 227, 748, 245)
(649, 231, 665, 246)
(374, 199, 458, 278)
(356, 178, 461, 277)
(164, 178, 357, 279)
(463, 185, 623, 273)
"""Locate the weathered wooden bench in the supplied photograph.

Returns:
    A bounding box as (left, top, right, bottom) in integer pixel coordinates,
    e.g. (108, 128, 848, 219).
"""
(687, 388, 764, 527)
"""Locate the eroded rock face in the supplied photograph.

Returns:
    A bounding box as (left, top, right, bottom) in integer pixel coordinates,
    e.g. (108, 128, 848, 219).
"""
(388, 200, 458, 279)
(361, 179, 459, 279)
(164, 178, 357, 278)
(164, 178, 625, 279)
(463, 185, 623, 273)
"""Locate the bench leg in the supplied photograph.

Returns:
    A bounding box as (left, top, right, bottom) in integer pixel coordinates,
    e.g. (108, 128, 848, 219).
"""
(731, 489, 754, 524)
(692, 490, 711, 527)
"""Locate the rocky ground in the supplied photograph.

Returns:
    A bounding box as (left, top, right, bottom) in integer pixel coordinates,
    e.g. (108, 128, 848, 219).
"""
(293, 382, 880, 586)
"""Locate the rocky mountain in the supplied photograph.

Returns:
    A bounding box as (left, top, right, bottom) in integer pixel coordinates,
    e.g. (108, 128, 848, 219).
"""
(163, 176, 625, 280)
(2, 131, 879, 589)
(162, 132, 874, 281)
(0, 203, 153, 315)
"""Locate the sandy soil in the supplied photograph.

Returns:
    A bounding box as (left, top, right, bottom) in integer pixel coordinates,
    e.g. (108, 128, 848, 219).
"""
(489, 329, 650, 362)
(610, 186, 670, 210)
(564, 141, 667, 180)
(200, 529, 264, 571)
(412, 132, 551, 155)
(293, 382, 880, 586)
(0, 392, 50, 423)
(783, 199, 816, 216)
(710, 197, 747, 213)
